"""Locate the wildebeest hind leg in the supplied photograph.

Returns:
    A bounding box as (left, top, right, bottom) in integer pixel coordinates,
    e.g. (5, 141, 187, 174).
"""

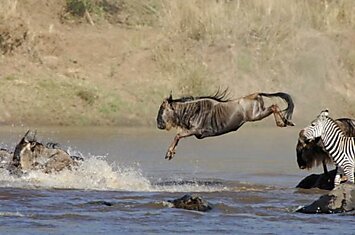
(271, 105, 294, 127)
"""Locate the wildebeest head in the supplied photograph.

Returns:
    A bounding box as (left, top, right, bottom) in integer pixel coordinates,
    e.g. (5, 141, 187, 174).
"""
(296, 129, 328, 169)
(156, 93, 176, 130)
(13, 130, 37, 169)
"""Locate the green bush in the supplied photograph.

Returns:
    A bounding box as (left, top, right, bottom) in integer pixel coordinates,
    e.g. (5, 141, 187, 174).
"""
(77, 90, 97, 105)
(66, 0, 93, 17)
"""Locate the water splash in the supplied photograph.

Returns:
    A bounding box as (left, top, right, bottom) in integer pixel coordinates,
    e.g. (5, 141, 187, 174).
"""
(0, 156, 151, 191)
(0, 211, 25, 217)
(0, 155, 228, 192)
(152, 179, 229, 192)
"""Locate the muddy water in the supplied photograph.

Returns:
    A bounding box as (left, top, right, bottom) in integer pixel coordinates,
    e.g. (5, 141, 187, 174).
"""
(0, 126, 353, 234)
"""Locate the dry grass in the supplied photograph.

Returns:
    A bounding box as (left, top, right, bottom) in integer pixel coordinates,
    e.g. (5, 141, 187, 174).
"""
(0, 0, 18, 21)
(153, 0, 355, 120)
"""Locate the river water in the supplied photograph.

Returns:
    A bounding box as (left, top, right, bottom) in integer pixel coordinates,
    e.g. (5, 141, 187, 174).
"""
(0, 126, 353, 234)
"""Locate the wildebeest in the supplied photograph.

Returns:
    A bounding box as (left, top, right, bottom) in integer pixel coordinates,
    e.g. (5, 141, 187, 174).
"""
(296, 118, 355, 174)
(10, 130, 83, 174)
(157, 90, 295, 160)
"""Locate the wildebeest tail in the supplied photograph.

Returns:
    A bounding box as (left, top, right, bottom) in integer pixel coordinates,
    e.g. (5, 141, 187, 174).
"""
(259, 92, 294, 120)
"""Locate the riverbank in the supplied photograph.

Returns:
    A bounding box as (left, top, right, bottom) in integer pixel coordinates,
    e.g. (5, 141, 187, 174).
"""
(1, 0, 354, 126)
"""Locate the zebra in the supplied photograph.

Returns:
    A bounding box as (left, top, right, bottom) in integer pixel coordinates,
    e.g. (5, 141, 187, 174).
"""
(303, 110, 355, 187)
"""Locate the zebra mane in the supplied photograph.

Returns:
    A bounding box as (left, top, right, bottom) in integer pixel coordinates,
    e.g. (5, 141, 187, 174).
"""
(322, 116, 346, 136)
(170, 89, 231, 103)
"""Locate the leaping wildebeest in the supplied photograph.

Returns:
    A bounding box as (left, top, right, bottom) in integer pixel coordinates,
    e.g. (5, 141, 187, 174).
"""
(157, 90, 295, 160)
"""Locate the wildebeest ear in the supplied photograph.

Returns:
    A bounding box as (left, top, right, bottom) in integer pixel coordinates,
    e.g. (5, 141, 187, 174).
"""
(33, 130, 37, 142)
(30, 141, 36, 149)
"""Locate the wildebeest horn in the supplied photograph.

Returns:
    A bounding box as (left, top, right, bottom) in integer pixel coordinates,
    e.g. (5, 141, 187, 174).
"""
(22, 129, 31, 141)
(24, 130, 30, 137)
(168, 91, 173, 102)
(33, 130, 37, 142)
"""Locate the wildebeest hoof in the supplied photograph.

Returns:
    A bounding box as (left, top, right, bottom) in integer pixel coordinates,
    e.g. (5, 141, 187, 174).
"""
(286, 120, 295, 126)
(276, 121, 286, 127)
(277, 119, 294, 127)
(165, 150, 175, 160)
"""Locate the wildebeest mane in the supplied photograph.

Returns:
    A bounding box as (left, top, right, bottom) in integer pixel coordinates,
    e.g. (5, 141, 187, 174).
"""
(170, 89, 231, 103)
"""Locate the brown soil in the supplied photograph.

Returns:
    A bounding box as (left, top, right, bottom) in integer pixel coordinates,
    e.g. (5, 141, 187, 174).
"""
(0, 0, 354, 126)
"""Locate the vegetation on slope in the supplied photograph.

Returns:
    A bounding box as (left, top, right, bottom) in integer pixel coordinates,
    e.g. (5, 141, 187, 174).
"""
(0, 0, 354, 126)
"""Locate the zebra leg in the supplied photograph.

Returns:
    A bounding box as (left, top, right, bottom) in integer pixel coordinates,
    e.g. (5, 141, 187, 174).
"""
(343, 166, 354, 184)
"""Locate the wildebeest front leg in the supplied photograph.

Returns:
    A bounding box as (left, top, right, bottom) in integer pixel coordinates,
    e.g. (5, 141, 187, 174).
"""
(322, 160, 328, 175)
(166, 131, 195, 160)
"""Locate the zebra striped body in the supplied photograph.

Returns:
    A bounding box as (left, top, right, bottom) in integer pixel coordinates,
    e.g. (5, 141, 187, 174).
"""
(303, 110, 355, 186)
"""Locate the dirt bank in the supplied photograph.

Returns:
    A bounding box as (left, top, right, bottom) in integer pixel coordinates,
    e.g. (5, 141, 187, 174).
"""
(0, 0, 354, 126)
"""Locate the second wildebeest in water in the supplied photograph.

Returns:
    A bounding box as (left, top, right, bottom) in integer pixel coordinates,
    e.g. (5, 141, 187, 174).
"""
(157, 90, 295, 160)
(9, 130, 83, 174)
